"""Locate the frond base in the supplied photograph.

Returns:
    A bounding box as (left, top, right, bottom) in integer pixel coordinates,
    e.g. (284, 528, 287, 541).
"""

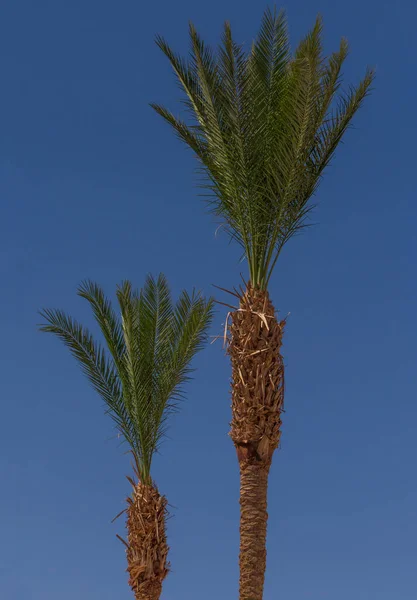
(228, 286, 285, 466)
(125, 481, 169, 600)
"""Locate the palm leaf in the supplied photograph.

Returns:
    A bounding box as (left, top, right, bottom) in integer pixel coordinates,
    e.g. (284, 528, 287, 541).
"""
(38, 309, 138, 455)
(153, 9, 374, 289)
(40, 276, 214, 483)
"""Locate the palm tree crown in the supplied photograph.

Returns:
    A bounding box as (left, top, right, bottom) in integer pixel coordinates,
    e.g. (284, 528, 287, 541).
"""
(40, 274, 213, 484)
(152, 8, 374, 289)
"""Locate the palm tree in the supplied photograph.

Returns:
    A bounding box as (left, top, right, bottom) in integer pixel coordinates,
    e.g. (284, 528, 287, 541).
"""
(152, 8, 374, 600)
(40, 274, 213, 600)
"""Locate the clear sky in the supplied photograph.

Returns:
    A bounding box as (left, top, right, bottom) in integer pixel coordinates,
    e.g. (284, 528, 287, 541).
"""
(1, 1, 416, 599)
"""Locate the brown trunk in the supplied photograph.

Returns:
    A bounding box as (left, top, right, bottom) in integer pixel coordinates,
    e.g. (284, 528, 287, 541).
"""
(239, 461, 270, 599)
(125, 481, 169, 600)
(228, 285, 285, 600)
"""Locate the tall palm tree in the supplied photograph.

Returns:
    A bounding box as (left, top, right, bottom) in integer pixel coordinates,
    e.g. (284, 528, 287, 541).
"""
(152, 8, 374, 599)
(40, 274, 213, 600)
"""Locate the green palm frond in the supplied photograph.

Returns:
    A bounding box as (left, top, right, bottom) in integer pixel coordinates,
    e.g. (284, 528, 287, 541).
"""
(38, 309, 139, 455)
(77, 280, 127, 379)
(153, 7, 374, 289)
(40, 275, 214, 483)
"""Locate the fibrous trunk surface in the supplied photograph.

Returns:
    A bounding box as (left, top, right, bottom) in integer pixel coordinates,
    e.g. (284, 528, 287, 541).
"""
(126, 481, 169, 600)
(228, 285, 285, 600)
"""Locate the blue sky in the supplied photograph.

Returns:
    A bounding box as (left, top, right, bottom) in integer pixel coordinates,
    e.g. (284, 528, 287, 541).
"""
(1, 0, 417, 598)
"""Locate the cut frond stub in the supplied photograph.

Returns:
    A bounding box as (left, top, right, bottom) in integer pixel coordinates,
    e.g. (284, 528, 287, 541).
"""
(126, 481, 169, 600)
(228, 285, 285, 465)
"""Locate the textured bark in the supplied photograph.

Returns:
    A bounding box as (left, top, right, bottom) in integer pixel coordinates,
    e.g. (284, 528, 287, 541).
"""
(125, 481, 169, 600)
(228, 285, 285, 600)
(239, 463, 270, 600)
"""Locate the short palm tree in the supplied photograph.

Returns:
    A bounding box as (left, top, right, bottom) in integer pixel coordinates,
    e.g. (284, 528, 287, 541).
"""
(152, 8, 374, 600)
(40, 275, 213, 600)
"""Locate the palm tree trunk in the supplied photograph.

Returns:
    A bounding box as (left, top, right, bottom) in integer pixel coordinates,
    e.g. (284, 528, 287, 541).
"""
(239, 461, 270, 598)
(229, 285, 285, 600)
(125, 481, 169, 600)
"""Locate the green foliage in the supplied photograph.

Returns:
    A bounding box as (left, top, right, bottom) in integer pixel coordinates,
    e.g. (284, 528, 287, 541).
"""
(152, 7, 374, 289)
(40, 275, 214, 483)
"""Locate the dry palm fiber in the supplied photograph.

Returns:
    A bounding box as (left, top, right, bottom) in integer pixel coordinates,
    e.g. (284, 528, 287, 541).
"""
(228, 285, 285, 465)
(124, 480, 169, 600)
(227, 285, 285, 600)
